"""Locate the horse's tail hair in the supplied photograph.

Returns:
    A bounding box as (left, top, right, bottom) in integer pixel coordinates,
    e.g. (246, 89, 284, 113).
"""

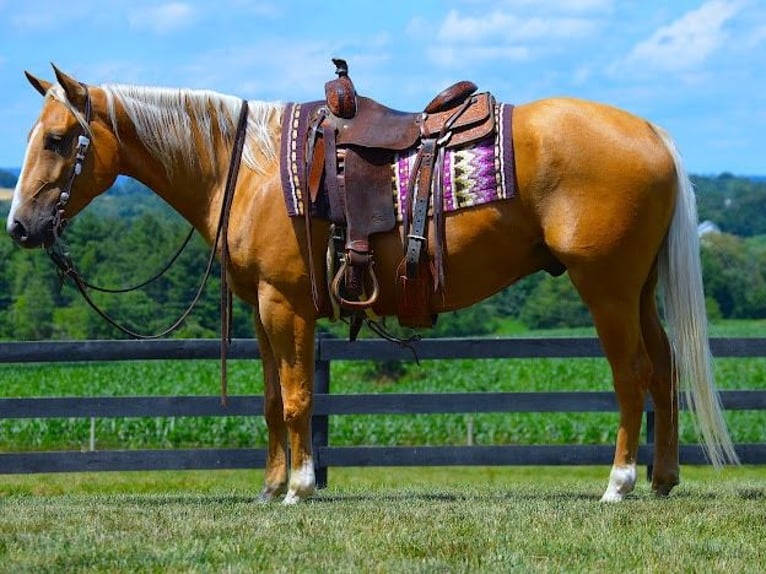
(654, 124, 739, 468)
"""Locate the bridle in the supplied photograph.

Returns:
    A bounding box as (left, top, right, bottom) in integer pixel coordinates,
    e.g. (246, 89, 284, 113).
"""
(46, 83, 250, 404)
(50, 83, 92, 241)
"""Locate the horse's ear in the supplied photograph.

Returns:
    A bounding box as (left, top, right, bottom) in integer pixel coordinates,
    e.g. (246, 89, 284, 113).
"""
(51, 63, 87, 107)
(25, 71, 53, 97)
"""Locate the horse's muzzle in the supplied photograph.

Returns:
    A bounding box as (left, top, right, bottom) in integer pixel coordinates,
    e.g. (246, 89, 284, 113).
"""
(7, 215, 57, 249)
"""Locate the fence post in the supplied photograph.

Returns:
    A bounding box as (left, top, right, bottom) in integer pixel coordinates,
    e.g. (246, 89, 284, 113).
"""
(645, 406, 655, 482)
(312, 349, 330, 489)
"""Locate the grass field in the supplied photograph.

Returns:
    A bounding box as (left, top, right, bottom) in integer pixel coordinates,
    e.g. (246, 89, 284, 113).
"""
(1, 467, 765, 572)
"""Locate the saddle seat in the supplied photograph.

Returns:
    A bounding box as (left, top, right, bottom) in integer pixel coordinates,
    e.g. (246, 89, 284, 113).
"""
(305, 59, 497, 334)
(327, 87, 494, 151)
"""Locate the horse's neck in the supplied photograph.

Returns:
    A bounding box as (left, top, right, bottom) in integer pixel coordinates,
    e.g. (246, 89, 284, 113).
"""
(120, 142, 226, 242)
(105, 85, 247, 242)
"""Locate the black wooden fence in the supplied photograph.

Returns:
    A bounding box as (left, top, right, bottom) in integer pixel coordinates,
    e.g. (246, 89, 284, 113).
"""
(1, 337, 766, 486)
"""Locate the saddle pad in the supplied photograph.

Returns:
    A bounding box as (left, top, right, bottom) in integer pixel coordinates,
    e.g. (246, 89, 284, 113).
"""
(279, 101, 517, 220)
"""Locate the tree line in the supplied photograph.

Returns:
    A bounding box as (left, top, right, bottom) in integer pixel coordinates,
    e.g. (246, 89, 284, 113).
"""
(1, 171, 765, 340)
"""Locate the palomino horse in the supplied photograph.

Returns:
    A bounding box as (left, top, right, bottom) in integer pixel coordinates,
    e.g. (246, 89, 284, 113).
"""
(7, 65, 738, 503)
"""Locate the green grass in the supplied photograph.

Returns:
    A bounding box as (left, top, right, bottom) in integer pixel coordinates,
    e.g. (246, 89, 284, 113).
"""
(1, 467, 764, 572)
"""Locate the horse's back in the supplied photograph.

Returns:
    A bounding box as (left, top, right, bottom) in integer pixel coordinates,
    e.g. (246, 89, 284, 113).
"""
(514, 97, 676, 190)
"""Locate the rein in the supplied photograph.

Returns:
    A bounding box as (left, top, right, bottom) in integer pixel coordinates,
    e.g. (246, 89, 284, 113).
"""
(48, 88, 250, 406)
(49, 226, 195, 294)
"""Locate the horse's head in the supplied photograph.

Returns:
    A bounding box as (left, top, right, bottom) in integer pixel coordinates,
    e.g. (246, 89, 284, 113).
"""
(7, 65, 120, 248)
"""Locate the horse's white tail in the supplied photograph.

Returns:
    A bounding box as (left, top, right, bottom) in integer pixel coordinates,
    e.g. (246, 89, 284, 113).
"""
(654, 124, 739, 467)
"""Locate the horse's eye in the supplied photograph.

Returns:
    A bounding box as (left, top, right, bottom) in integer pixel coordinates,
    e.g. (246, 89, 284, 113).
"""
(43, 133, 66, 154)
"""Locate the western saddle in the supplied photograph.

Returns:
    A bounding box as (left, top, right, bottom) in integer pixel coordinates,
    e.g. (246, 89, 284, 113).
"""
(305, 58, 497, 336)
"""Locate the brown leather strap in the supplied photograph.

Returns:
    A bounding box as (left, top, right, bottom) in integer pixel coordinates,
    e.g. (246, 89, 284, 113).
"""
(219, 99, 250, 406)
(402, 144, 425, 248)
(405, 138, 437, 279)
(304, 108, 327, 311)
(432, 145, 447, 292)
(322, 123, 345, 224)
(402, 100, 475, 288)
(306, 108, 326, 203)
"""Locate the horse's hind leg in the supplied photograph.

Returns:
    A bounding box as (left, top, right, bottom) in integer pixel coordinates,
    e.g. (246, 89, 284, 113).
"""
(640, 266, 680, 496)
(569, 270, 651, 502)
(253, 313, 289, 502)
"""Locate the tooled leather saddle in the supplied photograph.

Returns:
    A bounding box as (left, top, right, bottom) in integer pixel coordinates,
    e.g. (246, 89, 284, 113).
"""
(304, 58, 497, 336)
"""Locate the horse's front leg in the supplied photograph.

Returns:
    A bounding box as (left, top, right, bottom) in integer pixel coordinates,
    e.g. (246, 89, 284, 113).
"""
(253, 313, 289, 502)
(257, 282, 317, 504)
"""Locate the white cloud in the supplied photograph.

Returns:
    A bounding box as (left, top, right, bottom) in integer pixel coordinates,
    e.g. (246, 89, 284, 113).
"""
(7, 0, 118, 31)
(181, 40, 336, 99)
(437, 9, 596, 43)
(10, 4, 79, 30)
(457, 0, 613, 13)
(426, 45, 530, 68)
(224, 0, 281, 17)
(128, 2, 197, 35)
(425, 5, 603, 70)
(744, 22, 766, 49)
(618, 1, 743, 73)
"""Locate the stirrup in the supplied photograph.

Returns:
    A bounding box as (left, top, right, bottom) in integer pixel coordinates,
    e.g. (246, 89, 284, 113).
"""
(331, 260, 380, 310)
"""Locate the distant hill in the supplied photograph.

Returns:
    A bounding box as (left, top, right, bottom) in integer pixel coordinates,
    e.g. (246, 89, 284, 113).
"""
(0, 166, 13, 204)
(0, 168, 18, 189)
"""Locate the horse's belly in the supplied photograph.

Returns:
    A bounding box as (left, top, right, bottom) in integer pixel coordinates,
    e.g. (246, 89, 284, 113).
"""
(368, 201, 556, 315)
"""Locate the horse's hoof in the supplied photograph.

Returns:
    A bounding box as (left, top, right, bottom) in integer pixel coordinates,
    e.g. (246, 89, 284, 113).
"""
(652, 481, 679, 498)
(651, 471, 680, 497)
(280, 460, 316, 505)
(600, 464, 637, 502)
(600, 491, 626, 503)
(281, 484, 316, 505)
(282, 491, 303, 505)
(257, 485, 286, 503)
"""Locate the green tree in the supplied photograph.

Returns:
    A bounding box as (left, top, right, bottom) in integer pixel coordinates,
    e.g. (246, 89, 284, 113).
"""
(695, 174, 766, 237)
(519, 274, 592, 329)
(9, 277, 55, 340)
(700, 232, 766, 319)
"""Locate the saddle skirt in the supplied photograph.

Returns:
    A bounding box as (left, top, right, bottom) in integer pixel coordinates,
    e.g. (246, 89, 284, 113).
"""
(279, 100, 517, 221)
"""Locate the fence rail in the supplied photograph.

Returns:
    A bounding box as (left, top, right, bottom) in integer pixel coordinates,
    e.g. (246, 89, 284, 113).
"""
(1, 337, 766, 483)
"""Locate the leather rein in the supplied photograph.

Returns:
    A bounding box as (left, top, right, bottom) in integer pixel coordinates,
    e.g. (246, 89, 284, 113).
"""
(47, 85, 250, 405)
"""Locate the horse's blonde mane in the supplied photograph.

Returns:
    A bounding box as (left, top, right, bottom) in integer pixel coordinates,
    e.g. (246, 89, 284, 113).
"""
(101, 84, 282, 178)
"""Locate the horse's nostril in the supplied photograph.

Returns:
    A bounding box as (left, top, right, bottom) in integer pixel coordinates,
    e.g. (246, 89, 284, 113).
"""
(8, 220, 29, 244)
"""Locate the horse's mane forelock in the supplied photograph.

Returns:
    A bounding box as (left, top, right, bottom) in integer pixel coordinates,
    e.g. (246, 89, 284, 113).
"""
(102, 84, 282, 178)
(48, 85, 94, 138)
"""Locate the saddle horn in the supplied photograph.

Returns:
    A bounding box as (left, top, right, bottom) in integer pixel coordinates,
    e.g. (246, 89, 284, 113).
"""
(325, 58, 357, 119)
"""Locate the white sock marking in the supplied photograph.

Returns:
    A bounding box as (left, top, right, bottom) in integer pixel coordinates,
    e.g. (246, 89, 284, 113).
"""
(601, 464, 637, 502)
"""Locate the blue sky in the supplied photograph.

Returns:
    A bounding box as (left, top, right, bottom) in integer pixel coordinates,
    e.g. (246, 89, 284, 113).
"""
(0, 0, 764, 175)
